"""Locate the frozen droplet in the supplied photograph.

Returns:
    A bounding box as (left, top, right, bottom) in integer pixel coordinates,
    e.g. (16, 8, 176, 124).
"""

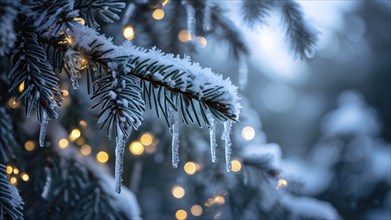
(41, 166, 52, 199)
(207, 112, 217, 162)
(221, 121, 232, 172)
(304, 47, 315, 59)
(238, 55, 248, 90)
(39, 111, 48, 147)
(115, 131, 125, 193)
(71, 75, 79, 89)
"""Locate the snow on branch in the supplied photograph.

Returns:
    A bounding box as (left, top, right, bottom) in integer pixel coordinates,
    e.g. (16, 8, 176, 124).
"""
(0, 164, 24, 219)
(281, 0, 319, 59)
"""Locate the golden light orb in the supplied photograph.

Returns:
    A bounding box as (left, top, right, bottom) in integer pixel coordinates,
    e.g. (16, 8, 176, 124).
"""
(276, 178, 288, 190)
(152, 9, 165, 20)
(8, 97, 20, 109)
(140, 133, 153, 146)
(129, 141, 144, 156)
(231, 160, 242, 172)
(6, 165, 13, 174)
(21, 173, 29, 182)
(10, 177, 17, 185)
(58, 138, 69, 149)
(175, 209, 187, 220)
(79, 120, 88, 127)
(184, 162, 197, 175)
(70, 128, 81, 140)
(62, 89, 69, 97)
(172, 185, 185, 199)
(190, 205, 203, 216)
(19, 81, 25, 93)
(80, 144, 92, 156)
(13, 168, 19, 175)
(241, 126, 255, 141)
(123, 25, 135, 40)
(214, 195, 225, 205)
(24, 140, 35, 151)
(178, 30, 191, 43)
(197, 36, 207, 48)
(96, 151, 109, 163)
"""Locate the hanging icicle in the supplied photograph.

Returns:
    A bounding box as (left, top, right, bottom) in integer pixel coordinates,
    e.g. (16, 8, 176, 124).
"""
(64, 50, 83, 89)
(183, 0, 195, 40)
(39, 111, 48, 147)
(203, 0, 212, 31)
(221, 121, 233, 172)
(207, 112, 217, 162)
(170, 109, 180, 168)
(115, 130, 126, 193)
(238, 55, 248, 90)
(41, 166, 52, 199)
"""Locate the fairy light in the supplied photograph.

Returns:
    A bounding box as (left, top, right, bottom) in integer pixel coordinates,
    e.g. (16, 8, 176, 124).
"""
(96, 151, 109, 163)
(8, 97, 20, 109)
(190, 205, 203, 216)
(276, 178, 288, 190)
(123, 25, 135, 40)
(231, 160, 242, 172)
(152, 9, 165, 20)
(13, 168, 19, 175)
(80, 144, 92, 156)
(6, 165, 13, 174)
(162, 0, 169, 7)
(58, 138, 69, 149)
(70, 128, 81, 141)
(184, 162, 197, 175)
(19, 81, 25, 93)
(214, 195, 225, 205)
(62, 89, 69, 97)
(79, 58, 88, 70)
(197, 36, 207, 48)
(73, 17, 85, 26)
(178, 30, 191, 43)
(175, 209, 187, 220)
(172, 185, 185, 199)
(140, 133, 153, 146)
(79, 120, 87, 127)
(21, 173, 29, 182)
(241, 126, 255, 141)
(10, 177, 17, 185)
(129, 141, 144, 156)
(24, 140, 35, 151)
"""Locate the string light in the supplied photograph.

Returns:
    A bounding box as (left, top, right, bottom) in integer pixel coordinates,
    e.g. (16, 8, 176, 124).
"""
(58, 138, 69, 149)
(123, 25, 135, 40)
(96, 151, 109, 163)
(80, 144, 92, 156)
(19, 81, 25, 93)
(70, 128, 81, 141)
(13, 168, 19, 175)
(79, 120, 88, 127)
(175, 209, 187, 220)
(129, 141, 144, 156)
(276, 178, 288, 190)
(24, 140, 35, 151)
(214, 195, 225, 205)
(162, 0, 169, 7)
(241, 126, 255, 141)
(62, 89, 69, 97)
(6, 165, 13, 174)
(197, 36, 207, 48)
(79, 58, 88, 70)
(10, 177, 17, 185)
(231, 160, 242, 172)
(172, 185, 185, 199)
(178, 30, 191, 43)
(184, 162, 197, 175)
(21, 173, 29, 182)
(73, 17, 86, 26)
(152, 9, 165, 20)
(190, 205, 203, 216)
(7, 97, 20, 109)
(140, 133, 153, 146)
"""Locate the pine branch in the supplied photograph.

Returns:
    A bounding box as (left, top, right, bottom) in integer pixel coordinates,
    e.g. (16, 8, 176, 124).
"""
(281, 0, 318, 59)
(0, 0, 18, 56)
(241, 0, 274, 28)
(74, 0, 125, 27)
(0, 108, 19, 164)
(0, 164, 24, 220)
(7, 32, 62, 122)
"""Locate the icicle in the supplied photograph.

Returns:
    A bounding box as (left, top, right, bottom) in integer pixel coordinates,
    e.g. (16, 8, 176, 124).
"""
(207, 112, 217, 162)
(238, 55, 248, 90)
(221, 121, 232, 172)
(39, 111, 48, 147)
(71, 75, 80, 89)
(115, 130, 125, 193)
(184, 0, 195, 40)
(41, 166, 52, 199)
(203, 0, 212, 31)
(170, 109, 180, 168)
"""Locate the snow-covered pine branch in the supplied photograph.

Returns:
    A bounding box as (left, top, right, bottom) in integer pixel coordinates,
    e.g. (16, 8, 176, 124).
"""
(281, 0, 319, 59)
(241, 0, 274, 28)
(0, 0, 18, 56)
(0, 164, 24, 219)
(0, 108, 20, 164)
